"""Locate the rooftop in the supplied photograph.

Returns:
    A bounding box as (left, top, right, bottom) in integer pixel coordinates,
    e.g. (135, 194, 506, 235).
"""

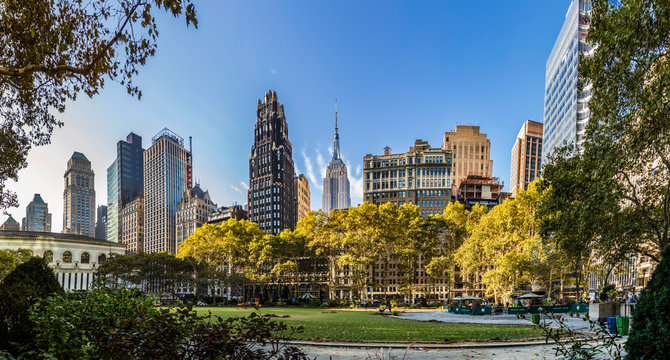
(0, 230, 125, 247)
(32, 193, 45, 204)
(71, 151, 89, 162)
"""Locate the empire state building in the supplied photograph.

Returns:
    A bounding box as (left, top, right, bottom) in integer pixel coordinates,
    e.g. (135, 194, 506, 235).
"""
(322, 104, 351, 214)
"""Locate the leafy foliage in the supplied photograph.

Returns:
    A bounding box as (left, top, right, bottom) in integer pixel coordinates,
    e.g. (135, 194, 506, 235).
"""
(27, 289, 307, 360)
(0, 248, 32, 282)
(625, 246, 670, 359)
(0, 256, 63, 354)
(0, 0, 197, 210)
(539, 313, 624, 360)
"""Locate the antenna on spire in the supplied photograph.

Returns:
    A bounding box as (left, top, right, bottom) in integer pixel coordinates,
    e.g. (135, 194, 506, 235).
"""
(335, 98, 338, 131)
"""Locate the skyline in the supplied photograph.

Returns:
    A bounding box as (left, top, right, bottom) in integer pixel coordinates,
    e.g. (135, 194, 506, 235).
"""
(2, 1, 571, 232)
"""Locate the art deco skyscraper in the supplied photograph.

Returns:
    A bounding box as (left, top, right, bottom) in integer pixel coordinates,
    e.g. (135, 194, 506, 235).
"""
(543, 0, 593, 165)
(63, 152, 96, 237)
(107, 132, 144, 243)
(143, 128, 191, 253)
(322, 106, 350, 214)
(248, 91, 297, 234)
(510, 120, 543, 197)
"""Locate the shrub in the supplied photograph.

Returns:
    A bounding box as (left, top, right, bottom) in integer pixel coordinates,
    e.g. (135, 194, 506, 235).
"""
(275, 301, 287, 307)
(390, 299, 404, 309)
(319, 302, 330, 308)
(599, 283, 617, 302)
(309, 299, 321, 307)
(0, 257, 63, 355)
(626, 247, 670, 359)
(25, 289, 308, 360)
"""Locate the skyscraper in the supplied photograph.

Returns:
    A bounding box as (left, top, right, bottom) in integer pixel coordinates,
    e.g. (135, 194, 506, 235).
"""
(322, 106, 350, 214)
(143, 128, 191, 253)
(1, 215, 20, 231)
(106, 132, 144, 243)
(63, 152, 96, 237)
(121, 194, 144, 255)
(176, 184, 216, 249)
(247, 91, 297, 234)
(21, 193, 52, 232)
(442, 125, 493, 190)
(510, 120, 543, 197)
(295, 174, 310, 221)
(542, 0, 593, 165)
(95, 205, 107, 240)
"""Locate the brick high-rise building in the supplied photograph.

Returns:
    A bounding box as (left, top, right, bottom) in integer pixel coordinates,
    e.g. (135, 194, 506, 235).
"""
(363, 140, 453, 217)
(295, 174, 310, 222)
(63, 152, 95, 237)
(442, 125, 492, 191)
(510, 120, 543, 197)
(247, 91, 297, 234)
(143, 128, 191, 253)
(121, 194, 144, 255)
(176, 184, 216, 249)
(106, 132, 144, 243)
(21, 193, 52, 232)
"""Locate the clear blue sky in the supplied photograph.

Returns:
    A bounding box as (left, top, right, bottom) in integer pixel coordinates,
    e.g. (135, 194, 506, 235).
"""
(5, 0, 572, 231)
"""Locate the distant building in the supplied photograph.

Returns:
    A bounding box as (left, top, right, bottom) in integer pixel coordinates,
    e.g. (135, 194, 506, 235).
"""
(443, 125, 493, 190)
(0, 216, 20, 231)
(121, 194, 144, 255)
(63, 152, 95, 237)
(456, 174, 504, 210)
(143, 128, 191, 253)
(364, 140, 453, 217)
(322, 107, 350, 214)
(95, 205, 107, 240)
(295, 174, 311, 222)
(107, 132, 144, 243)
(0, 230, 124, 291)
(176, 184, 216, 249)
(247, 91, 297, 234)
(21, 193, 52, 232)
(543, 0, 593, 164)
(207, 204, 248, 225)
(510, 120, 543, 197)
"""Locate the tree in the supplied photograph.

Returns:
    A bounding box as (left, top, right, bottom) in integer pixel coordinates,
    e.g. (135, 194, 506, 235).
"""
(577, 0, 670, 262)
(0, 0, 197, 210)
(0, 257, 63, 355)
(301, 209, 345, 300)
(0, 248, 32, 282)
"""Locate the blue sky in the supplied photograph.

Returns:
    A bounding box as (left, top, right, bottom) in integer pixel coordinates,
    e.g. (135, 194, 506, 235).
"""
(5, 0, 572, 231)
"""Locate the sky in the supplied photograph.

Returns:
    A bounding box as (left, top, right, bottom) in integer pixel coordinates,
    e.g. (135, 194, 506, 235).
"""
(3, 0, 573, 231)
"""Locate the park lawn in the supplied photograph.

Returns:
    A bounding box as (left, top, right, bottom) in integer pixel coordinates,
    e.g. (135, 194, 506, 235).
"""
(194, 307, 545, 343)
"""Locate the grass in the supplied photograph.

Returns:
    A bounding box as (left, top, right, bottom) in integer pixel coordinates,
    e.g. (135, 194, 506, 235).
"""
(193, 307, 545, 343)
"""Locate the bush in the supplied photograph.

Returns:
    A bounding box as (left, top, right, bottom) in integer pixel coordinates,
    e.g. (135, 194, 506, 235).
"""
(390, 299, 404, 309)
(25, 289, 308, 360)
(309, 299, 321, 307)
(319, 302, 330, 308)
(599, 283, 617, 302)
(275, 301, 287, 307)
(626, 247, 670, 359)
(0, 257, 63, 355)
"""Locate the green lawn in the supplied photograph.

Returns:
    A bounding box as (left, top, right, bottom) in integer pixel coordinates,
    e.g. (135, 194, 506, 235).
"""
(194, 307, 544, 343)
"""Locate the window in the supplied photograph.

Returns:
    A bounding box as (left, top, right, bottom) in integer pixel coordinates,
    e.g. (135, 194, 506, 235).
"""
(98, 253, 107, 264)
(43, 250, 53, 263)
(81, 252, 90, 264)
(62, 251, 72, 263)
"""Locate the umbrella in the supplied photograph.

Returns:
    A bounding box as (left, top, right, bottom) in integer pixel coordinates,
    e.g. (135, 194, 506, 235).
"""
(449, 297, 464, 301)
(297, 293, 317, 300)
(518, 292, 543, 299)
(462, 296, 483, 301)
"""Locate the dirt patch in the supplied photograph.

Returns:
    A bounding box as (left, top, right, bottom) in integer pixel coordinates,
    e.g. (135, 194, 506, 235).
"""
(263, 314, 290, 318)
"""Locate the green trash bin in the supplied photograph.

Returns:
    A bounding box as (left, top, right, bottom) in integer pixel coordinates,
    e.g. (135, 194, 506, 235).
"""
(616, 316, 630, 335)
(531, 314, 540, 325)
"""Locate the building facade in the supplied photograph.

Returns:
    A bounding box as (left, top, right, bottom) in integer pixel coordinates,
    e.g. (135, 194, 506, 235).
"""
(21, 193, 52, 232)
(1, 216, 20, 231)
(322, 110, 350, 215)
(106, 132, 144, 243)
(364, 140, 453, 217)
(543, 0, 593, 164)
(247, 91, 297, 234)
(295, 174, 311, 222)
(510, 120, 543, 197)
(121, 194, 144, 255)
(456, 174, 504, 210)
(207, 205, 248, 225)
(95, 205, 107, 240)
(175, 184, 216, 249)
(0, 230, 124, 291)
(63, 152, 96, 237)
(442, 125, 493, 191)
(143, 128, 191, 253)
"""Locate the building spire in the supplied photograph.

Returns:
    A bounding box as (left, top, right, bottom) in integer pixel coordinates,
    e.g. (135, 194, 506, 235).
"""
(332, 99, 340, 160)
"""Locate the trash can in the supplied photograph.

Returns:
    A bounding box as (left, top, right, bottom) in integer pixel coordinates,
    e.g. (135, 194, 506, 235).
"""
(607, 315, 618, 335)
(616, 316, 629, 336)
(531, 313, 540, 324)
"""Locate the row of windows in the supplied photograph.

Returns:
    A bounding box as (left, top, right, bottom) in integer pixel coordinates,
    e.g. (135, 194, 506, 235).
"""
(43, 250, 106, 264)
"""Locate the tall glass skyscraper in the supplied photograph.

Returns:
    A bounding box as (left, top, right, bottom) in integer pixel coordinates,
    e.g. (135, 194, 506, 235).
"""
(22, 193, 52, 232)
(542, 0, 593, 165)
(106, 133, 144, 243)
